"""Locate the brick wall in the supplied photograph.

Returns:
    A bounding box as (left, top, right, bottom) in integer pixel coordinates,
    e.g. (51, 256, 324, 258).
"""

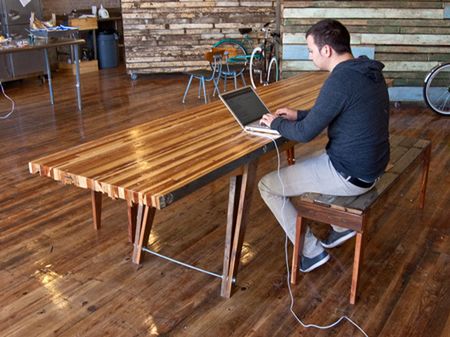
(121, 0, 276, 76)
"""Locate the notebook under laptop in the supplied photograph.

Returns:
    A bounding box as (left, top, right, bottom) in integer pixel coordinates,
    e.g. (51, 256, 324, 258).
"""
(219, 86, 280, 136)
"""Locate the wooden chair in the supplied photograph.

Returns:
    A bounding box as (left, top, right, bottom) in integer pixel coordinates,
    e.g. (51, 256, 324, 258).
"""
(182, 51, 223, 104)
(212, 47, 247, 91)
(290, 136, 431, 304)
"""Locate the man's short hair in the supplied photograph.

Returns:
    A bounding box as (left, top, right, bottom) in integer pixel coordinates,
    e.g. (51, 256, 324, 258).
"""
(306, 19, 352, 55)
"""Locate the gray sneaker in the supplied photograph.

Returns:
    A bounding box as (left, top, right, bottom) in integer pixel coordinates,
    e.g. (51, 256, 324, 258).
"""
(299, 251, 330, 273)
(321, 229, 356, 249)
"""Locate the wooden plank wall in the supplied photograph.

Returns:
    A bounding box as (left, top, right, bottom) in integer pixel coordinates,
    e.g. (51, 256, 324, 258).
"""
(282, 1, 450, 87)
(120, 0, 275, 75)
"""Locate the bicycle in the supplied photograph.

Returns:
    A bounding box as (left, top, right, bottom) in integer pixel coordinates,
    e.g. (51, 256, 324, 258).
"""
(248, 22, 280, 89)
(423, 62, 450, 116)
(212, 21, 280, 88)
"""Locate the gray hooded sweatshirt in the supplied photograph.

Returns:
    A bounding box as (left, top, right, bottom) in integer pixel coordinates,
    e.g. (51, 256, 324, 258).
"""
(271, 56, 390, 181)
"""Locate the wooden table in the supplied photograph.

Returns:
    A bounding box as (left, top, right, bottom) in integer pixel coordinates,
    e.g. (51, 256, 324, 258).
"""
(0, 38, 85, 110)
(28, 72, 328, 297)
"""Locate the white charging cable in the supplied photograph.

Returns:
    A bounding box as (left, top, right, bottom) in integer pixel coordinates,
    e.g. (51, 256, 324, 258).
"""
(0, 81, 15, 120)
(256, 133, 369, 337)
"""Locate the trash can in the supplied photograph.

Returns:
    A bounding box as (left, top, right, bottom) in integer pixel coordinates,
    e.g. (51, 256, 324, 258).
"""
(97, 30, 118, 69)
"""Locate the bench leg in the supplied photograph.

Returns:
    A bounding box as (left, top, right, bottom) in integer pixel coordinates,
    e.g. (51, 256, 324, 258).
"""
(91, 190, 102, 230)
(291, 215, 306, 285)
(419, 143, 431, 209)
(350, 232, 363, 304)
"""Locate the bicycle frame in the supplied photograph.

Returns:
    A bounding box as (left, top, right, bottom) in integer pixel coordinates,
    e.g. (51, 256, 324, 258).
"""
(211, 21, 279, 83)
(249, 23, 280, 88)
(213, 24, 274, 63)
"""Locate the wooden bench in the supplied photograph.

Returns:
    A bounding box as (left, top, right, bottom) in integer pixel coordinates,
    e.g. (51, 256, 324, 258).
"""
(290, 135, 431, 304)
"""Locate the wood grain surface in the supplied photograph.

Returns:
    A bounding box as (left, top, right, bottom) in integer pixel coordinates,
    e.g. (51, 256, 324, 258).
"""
(0, 67, 448, 336)
(29, 72, 328, 209)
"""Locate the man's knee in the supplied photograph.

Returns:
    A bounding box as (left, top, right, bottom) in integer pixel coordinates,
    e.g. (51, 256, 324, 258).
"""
(258, 176, 268, 195)
(258, 172, 273, 195)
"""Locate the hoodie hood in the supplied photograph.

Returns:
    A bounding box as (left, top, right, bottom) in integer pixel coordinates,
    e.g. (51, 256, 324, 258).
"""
(335, 55, 385, 83)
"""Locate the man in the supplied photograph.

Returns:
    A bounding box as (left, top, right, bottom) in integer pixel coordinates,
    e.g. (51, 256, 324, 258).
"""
(259, 19, 390, 272)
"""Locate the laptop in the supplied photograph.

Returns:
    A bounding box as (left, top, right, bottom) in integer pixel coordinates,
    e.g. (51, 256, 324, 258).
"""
(219, 86, 280, 136)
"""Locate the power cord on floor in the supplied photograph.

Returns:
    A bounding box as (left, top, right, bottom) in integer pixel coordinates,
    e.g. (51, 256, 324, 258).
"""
(0, 81, 15, 120)
(255, 132, 368, 337)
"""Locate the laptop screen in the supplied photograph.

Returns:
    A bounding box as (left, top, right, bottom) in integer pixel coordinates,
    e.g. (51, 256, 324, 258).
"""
(220, 86, 270, 125)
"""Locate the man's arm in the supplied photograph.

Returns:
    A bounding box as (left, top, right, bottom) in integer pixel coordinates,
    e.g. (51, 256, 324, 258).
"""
(297, 109, 309, 121)
(264, 75, 349, 142)
(271, 107, 310, 121)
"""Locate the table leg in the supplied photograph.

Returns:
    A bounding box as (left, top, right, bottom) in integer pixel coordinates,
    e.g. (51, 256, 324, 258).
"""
(221, 174, 242, 296)
(91, 190, 102, 230)
(71, 44, 82, 111)
(43, 48, 54, 105)
(290, 215, 306, 284)
(132, 205, 156, 264)
(286, 146, 295, 166)
(127, 202, 138, 243)
(221, 161, 258, 298)
(92, 29, 98, 60)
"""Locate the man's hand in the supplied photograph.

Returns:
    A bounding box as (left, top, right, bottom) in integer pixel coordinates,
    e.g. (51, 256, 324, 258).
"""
(275, 107, 297, 121)
(260, 113, 277, 128)
(260, 107, 297, 127)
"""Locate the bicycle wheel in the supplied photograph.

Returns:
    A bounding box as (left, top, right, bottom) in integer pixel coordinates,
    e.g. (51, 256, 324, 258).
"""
(266, 56, 279, 84)
(423, 63, 450, 116)
(213, 39, 248, 77)
(249, 46, 264, 89)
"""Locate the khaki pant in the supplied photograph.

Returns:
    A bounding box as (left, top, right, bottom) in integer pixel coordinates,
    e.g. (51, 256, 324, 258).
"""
(258, 151, 374, 258)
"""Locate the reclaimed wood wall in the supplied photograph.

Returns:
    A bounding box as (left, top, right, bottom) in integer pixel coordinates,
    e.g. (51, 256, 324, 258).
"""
(121, 0, 275, 75)
(282, 1, 450, 87)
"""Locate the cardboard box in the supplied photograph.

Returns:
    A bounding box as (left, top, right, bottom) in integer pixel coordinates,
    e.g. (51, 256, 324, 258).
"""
(68, 17, 98, 30)
(58, 60, 98, 75)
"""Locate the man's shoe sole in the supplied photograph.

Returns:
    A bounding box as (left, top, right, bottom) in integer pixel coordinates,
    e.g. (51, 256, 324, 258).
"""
(299, 254, 330, 273)
(321, 231, 356, 249)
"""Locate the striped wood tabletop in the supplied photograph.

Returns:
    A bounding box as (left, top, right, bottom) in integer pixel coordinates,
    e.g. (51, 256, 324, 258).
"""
(28, 72, 329, 209)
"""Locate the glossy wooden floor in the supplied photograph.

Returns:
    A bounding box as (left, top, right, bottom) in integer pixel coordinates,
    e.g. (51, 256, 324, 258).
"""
(0, 67, 449, 337)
